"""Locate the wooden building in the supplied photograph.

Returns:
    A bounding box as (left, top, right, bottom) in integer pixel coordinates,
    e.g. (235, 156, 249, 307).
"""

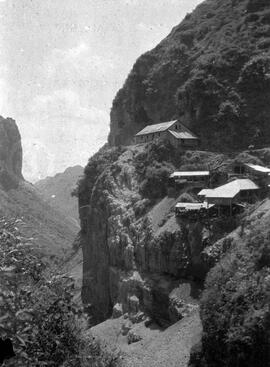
(232, 162, 270, 186)
(170, 171, 210, 188)
(204, 179, 259, 215)
(134, 120, 199, 149)
(197, 188, 214, 201)
(175, 202, 216, 218)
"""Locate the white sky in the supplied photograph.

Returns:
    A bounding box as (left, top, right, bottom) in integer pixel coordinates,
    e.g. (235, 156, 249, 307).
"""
(0, 0, 202, 182)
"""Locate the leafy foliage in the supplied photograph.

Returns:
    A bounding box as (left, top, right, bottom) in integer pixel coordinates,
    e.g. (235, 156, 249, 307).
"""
(0, 218, 121, 367)
(246, 0, 269, 13)
(0, 218, 85, 366)
(110, 0, 270, 151)
(192, 224, 270, 367)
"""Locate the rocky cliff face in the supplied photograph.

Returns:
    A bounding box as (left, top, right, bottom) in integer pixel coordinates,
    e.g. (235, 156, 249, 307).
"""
(79, 144, 231, 325)
(109, 0, 270, 150)
(0, 116, 78, 259)
(80, 0, 270, 332)
(0, 116, 23, 189)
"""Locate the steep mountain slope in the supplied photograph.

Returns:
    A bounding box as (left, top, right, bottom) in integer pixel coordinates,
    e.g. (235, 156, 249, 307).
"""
(78, 140, 270, 365)
(0, 116, 78, 260)
(109, 0, 270, 150)
(78, 141, 236, 324)
(189, 198, 270, 367)
(91, 309, 202, 367)
(35, 165, 83, 226)
(0, 181, 78, 259)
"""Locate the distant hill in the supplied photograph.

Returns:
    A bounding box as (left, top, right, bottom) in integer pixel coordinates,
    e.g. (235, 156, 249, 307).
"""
(35, 165, 83, 226)
(0, 181, 78, 260)
(109, 0, 270, 151)
(0, 116, 78, 261)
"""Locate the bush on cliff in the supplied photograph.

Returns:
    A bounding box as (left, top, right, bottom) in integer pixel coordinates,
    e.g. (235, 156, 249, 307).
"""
(76, 145, 124, 201)
(190, 226, 270, 367)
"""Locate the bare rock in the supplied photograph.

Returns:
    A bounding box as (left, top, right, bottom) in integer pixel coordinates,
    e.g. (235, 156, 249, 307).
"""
(112, 303, 123, 319)
(121, 320, 133, 336)
(128, 295, 140, 314)
(127, 329, 142, 344)
(130, 311, 146, 324)
(0, 116, 23, 189)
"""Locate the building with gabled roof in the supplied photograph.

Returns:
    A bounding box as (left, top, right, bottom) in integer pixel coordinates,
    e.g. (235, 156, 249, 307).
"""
(204, 179, 259, 215)
(198, 188, 214, 200)
(245, 163, 270, 174)
(205, 179, 258, 200)
(135, 120, 176, 136)
(134, 119, 199, 149)
(232, 161, 270, 187)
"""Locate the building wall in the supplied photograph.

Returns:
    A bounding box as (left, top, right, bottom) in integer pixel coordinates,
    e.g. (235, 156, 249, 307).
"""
(206, 190, 258, 206)
(134, 121, 199, 150)
(134, 130, 167, 144)
(167, 131, 199, 150)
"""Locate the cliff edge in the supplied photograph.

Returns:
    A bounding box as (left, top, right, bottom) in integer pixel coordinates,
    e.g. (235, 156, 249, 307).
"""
(78, 143, 230, 325)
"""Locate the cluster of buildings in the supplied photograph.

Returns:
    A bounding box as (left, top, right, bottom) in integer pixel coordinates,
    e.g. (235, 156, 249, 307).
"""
(133, 119, 270, 219)
(171, 162, 270, 218)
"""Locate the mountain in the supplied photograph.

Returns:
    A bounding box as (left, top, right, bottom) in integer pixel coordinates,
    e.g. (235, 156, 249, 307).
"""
(78, 140, 270, 366)
(109, 0, 270, 151)
(77, 0, 270, 365)
(35, 165, 83, 226)
(0, 116, 78, 260)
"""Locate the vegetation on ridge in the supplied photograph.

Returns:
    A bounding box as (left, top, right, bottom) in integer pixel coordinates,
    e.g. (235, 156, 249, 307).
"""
(109, 0, 270, 150)
(190, 215, 270, 367)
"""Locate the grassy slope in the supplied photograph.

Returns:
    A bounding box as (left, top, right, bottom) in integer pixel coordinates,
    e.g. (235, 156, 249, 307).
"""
(0, 181, 78, 260)
(35, 165, 83, 226)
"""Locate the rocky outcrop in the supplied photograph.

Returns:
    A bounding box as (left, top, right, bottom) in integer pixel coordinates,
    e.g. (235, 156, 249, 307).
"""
(0, 116, 78, 259)
(79, 145, 215, 325)
(0, 116, 23, 189)
(80, 0, 270, 327)
(109, 0, 270, 150)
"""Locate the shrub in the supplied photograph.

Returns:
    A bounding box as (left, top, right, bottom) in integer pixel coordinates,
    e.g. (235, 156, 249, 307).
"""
(196, 228, 270, 367)
(139, 165, 171, 200)
(180, 30, 195, 47)
(0, 217, 122, 367)
(237, 55, 270, 91)
(178, 193, 195, 203)
(246, 0, 269, 13)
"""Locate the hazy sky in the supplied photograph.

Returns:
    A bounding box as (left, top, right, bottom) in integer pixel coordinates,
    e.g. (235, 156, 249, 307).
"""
(0, 0, 202, 182)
